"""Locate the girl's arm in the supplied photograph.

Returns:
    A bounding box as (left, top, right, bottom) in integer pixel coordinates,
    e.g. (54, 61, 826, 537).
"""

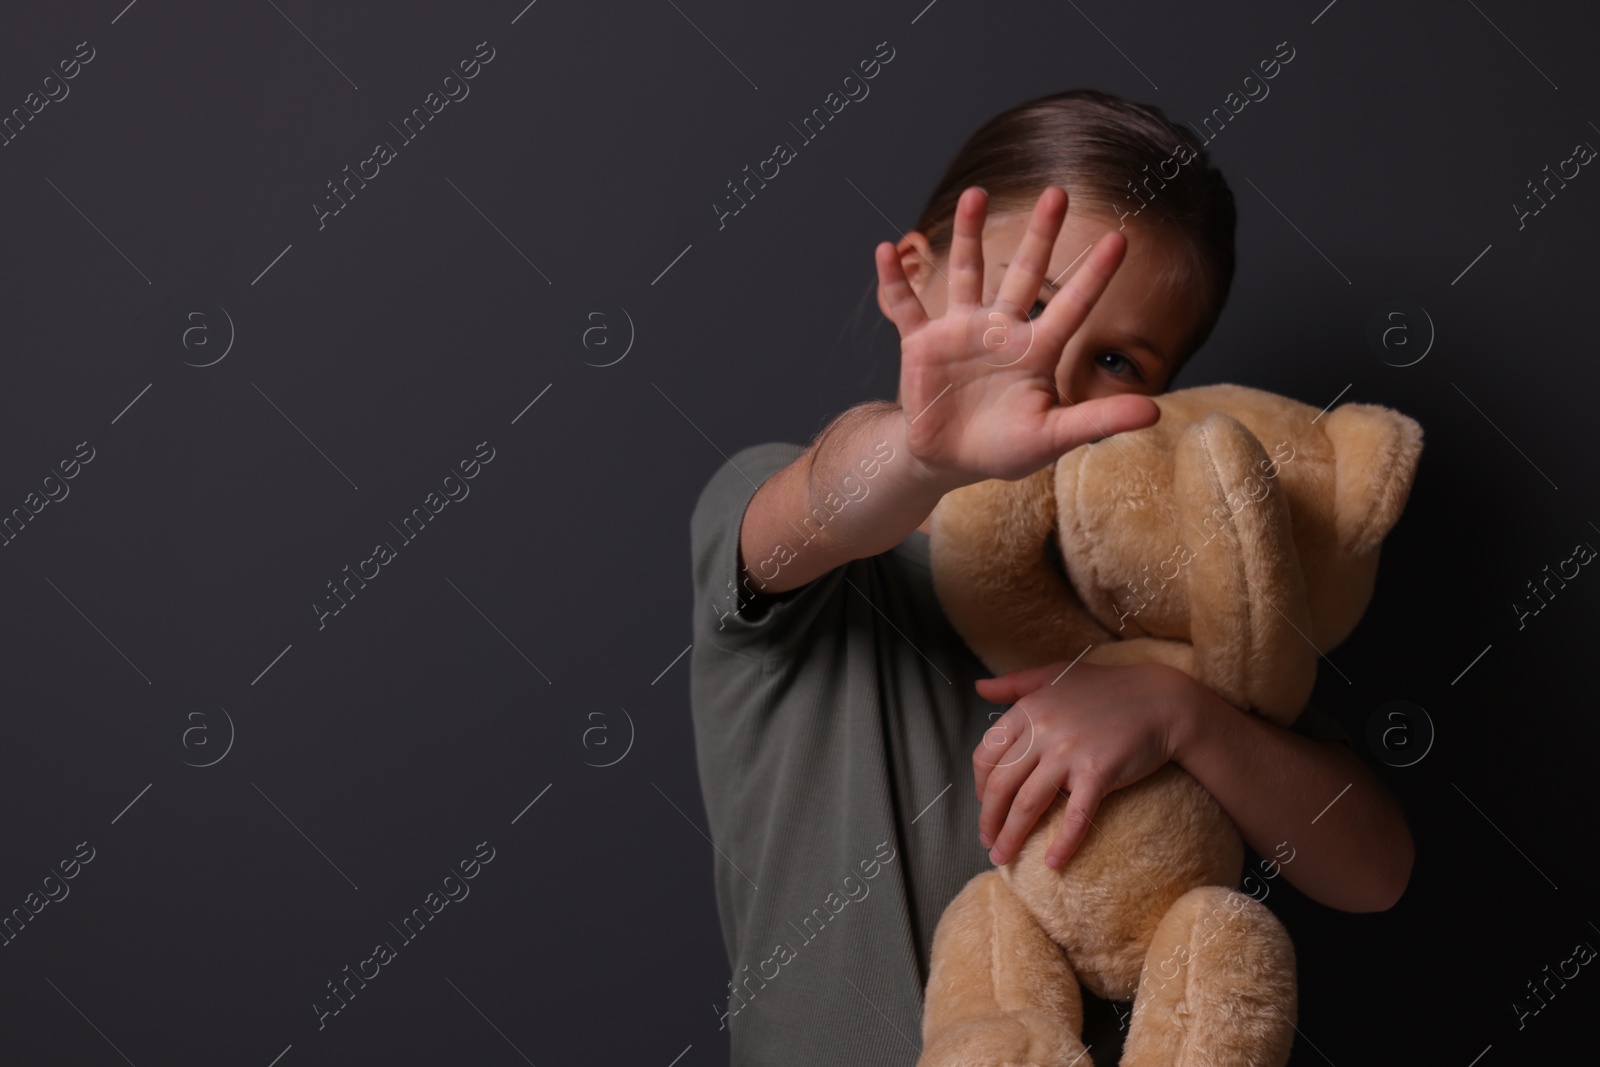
(1170, 675, 1412, 913)
(973, 660, 1413, 914)
(736, 400, 959, 598)
(741, 188, 1161, 598)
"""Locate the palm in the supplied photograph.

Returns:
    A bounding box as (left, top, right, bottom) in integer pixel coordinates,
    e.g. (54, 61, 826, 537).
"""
(899, 319, 1080, 481)
(878, 186, 1159, 483)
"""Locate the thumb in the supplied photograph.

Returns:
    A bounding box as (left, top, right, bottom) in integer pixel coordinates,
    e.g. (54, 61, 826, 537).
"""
(1041, 393, 1160, 456)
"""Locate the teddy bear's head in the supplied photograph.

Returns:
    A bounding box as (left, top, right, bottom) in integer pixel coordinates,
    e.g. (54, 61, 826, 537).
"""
(930, 383, 1423, 724)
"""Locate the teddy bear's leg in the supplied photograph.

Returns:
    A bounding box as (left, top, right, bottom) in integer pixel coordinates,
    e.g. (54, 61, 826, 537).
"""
(919, 870, 1090, 1067)
(1117, 885, 1296, 1067)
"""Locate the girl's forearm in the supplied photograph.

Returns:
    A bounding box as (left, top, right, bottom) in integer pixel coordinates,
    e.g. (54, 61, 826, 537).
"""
(739, 400, 967, 594)
(1170, 680, 1414, 913)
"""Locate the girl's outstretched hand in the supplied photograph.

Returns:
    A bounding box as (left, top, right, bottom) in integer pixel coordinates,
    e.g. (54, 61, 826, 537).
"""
(875, 185, 1161, 488)
(972, 658, 1198, 870)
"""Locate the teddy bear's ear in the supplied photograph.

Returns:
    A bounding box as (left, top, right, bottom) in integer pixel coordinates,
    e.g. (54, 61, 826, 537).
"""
(1319, 403, 1424, 557)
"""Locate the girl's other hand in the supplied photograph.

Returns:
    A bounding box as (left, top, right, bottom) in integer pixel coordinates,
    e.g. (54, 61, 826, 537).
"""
(875, 186, 1161, 488)
(972, 658, 1198, 869)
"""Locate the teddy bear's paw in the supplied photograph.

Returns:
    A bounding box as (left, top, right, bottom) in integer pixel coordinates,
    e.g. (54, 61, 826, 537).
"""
(916, 1010, 1089, 1067)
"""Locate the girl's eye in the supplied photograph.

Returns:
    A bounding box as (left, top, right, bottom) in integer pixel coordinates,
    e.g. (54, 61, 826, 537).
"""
(1098, 351, 1142, 379)
(1026, 298, 1048, 321)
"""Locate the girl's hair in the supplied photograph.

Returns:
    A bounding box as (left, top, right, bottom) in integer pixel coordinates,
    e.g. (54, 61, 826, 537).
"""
(911, 88, 1237, 367)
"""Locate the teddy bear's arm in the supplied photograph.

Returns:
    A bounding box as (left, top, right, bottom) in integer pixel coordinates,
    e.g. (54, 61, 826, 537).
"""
(1174, 414, 1318, 724)
(928, 467, 1113, 677)
(1082, 637, 1195, 677)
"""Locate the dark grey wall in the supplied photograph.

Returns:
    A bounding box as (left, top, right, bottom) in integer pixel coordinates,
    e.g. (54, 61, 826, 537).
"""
(0, 0, 1594, 1062)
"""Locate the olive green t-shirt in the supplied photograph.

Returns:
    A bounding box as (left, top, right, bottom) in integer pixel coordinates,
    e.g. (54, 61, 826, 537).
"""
(687, 441, 1350, 1067)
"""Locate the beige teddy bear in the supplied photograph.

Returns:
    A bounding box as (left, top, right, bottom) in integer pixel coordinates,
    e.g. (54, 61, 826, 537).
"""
(920, 383, 1423, 1065)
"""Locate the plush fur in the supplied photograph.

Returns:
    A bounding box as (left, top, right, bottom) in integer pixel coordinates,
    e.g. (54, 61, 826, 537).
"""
(920, 383, 1422, 1065)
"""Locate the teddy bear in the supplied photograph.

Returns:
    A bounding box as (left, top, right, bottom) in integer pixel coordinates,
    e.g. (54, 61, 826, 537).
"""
(919, 382, 1423, 1066)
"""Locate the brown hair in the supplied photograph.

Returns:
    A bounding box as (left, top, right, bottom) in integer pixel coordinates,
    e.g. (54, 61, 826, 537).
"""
(910, 88, 1237, 367)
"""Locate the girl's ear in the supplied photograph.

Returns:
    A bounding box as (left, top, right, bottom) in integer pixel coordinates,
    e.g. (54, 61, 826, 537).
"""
(876, 230, 938, 319)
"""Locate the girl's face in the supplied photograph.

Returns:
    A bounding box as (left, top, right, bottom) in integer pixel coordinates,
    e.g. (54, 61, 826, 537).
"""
(881, 207, 1208, 404)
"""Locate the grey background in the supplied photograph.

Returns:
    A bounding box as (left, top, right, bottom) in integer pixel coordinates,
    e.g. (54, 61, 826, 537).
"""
(0, 0, 1594, 1062)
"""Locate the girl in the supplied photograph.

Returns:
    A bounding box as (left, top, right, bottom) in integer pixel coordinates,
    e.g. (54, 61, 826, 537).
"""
(689, 89, 1411, 1066)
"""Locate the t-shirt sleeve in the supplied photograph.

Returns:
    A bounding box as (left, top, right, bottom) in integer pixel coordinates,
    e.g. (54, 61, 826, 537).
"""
(689, 440, 854, 653)
(1286, 699, 1351, 745)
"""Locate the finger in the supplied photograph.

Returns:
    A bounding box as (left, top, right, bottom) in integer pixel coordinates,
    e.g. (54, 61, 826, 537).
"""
(875, 240, 929, 335)
(975, 663, 1071, 704)
(977, 744, 1040, 852)
(972, 718, 1006, 801)
(1045, 779, 1104, 869)
(947, 187, 988, 309)
(1032, 226, 1127, 352)
(1040, 392, 1161, 458)
(996, 186, 1069, 311)
(988, 763, 1064, 865)
(972, 704, 1031, 801)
